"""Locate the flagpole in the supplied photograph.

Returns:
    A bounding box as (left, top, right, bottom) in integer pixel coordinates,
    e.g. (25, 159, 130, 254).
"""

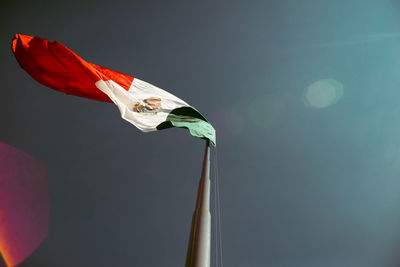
(185, 140, 211, 267)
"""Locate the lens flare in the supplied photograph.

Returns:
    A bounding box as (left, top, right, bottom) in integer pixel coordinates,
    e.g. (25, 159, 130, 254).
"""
(0, 251, 7, 267)
(0, 142, 49, 267)
(303, 79, 344, 108)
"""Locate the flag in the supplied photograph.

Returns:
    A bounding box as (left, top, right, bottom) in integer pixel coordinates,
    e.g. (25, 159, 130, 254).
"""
(11, 34, 215, 145)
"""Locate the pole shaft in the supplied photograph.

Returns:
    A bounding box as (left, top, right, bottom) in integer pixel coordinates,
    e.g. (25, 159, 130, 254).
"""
(185, 140, 211, 267)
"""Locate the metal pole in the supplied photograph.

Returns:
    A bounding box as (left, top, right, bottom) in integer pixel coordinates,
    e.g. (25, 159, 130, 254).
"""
(185, 140, 211, 267)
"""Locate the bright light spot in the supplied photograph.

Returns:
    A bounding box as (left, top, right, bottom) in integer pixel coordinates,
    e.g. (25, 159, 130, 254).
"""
(303, 79, 344, 108)
(0, 142, 49, 267)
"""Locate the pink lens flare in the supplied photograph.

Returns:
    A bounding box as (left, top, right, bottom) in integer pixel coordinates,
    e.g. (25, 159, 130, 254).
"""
(0, 142, 49, 267)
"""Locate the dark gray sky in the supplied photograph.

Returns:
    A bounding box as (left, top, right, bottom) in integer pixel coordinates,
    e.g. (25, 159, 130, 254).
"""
(2, 0, 400, 266)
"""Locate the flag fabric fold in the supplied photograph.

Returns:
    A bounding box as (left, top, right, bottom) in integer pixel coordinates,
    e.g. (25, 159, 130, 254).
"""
(12, 34, 216, 145)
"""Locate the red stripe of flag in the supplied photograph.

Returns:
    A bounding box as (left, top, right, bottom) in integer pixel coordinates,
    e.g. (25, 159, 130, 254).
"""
(11, 34, 134, 102)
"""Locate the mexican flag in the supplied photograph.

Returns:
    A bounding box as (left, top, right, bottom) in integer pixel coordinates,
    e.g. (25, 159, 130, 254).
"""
(12, 34, 215, 145)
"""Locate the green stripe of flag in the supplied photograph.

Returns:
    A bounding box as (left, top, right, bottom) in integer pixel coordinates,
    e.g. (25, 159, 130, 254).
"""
(157, 107, 216, 146)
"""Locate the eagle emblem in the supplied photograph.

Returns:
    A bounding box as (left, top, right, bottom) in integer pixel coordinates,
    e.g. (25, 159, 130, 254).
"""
(133, 97, 162, 114)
